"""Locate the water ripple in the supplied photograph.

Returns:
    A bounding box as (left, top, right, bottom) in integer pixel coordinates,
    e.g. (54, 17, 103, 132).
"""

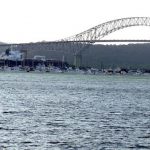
(0, 73, 150, 149)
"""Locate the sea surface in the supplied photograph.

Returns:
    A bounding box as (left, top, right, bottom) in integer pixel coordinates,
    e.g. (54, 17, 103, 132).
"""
(0, 72, 150, 150)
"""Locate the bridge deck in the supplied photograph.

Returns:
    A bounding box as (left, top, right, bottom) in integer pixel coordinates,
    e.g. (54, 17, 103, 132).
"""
(0, 40, 150, 47)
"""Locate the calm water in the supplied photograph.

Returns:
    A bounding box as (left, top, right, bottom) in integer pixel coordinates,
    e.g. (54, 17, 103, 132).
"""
(0, 72, 150, 150)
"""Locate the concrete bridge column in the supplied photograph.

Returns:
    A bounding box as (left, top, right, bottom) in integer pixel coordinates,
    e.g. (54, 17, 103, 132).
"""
(74, 54, 82, 68)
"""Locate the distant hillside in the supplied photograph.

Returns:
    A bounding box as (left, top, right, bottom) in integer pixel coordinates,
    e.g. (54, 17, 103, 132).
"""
(0, 42, 150, 69)
(82, 44, 150, 69)
(0, 42, 6, 44)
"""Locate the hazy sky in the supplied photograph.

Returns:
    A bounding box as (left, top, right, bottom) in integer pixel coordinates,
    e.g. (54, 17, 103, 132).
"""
(0, 0, 150, 43)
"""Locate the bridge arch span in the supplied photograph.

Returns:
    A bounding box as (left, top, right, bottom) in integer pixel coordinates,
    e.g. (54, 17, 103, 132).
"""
(62, 17, 150, 41)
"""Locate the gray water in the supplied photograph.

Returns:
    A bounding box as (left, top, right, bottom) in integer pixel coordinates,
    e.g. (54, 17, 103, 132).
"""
(0, 72, 149, 150)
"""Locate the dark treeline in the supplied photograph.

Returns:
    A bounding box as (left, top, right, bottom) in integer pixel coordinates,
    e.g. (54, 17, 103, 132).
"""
(0, 43, 150, 69)
(82, 43, 150, 69)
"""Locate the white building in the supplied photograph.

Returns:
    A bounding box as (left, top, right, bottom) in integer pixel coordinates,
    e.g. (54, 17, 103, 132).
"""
(33, 55, 46, 61)
(0, 50, 23, 61)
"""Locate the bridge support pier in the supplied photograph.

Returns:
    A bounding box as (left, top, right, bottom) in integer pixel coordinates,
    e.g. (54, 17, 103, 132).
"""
(74, 54, 82, 68)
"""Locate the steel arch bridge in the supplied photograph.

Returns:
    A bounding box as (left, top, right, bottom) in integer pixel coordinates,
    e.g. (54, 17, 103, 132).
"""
(61, 17, 150, 42)
(1, 17, 150, 67)
(60, 17, 150, 66)
(1, 17, 150, 47)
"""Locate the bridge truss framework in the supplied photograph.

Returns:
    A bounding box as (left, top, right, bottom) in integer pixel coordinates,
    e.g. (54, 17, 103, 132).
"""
(1, 17, 150, 67)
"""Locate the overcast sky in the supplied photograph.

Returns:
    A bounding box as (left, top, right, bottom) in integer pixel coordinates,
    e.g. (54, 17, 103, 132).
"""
(0, 0, 150, 43)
